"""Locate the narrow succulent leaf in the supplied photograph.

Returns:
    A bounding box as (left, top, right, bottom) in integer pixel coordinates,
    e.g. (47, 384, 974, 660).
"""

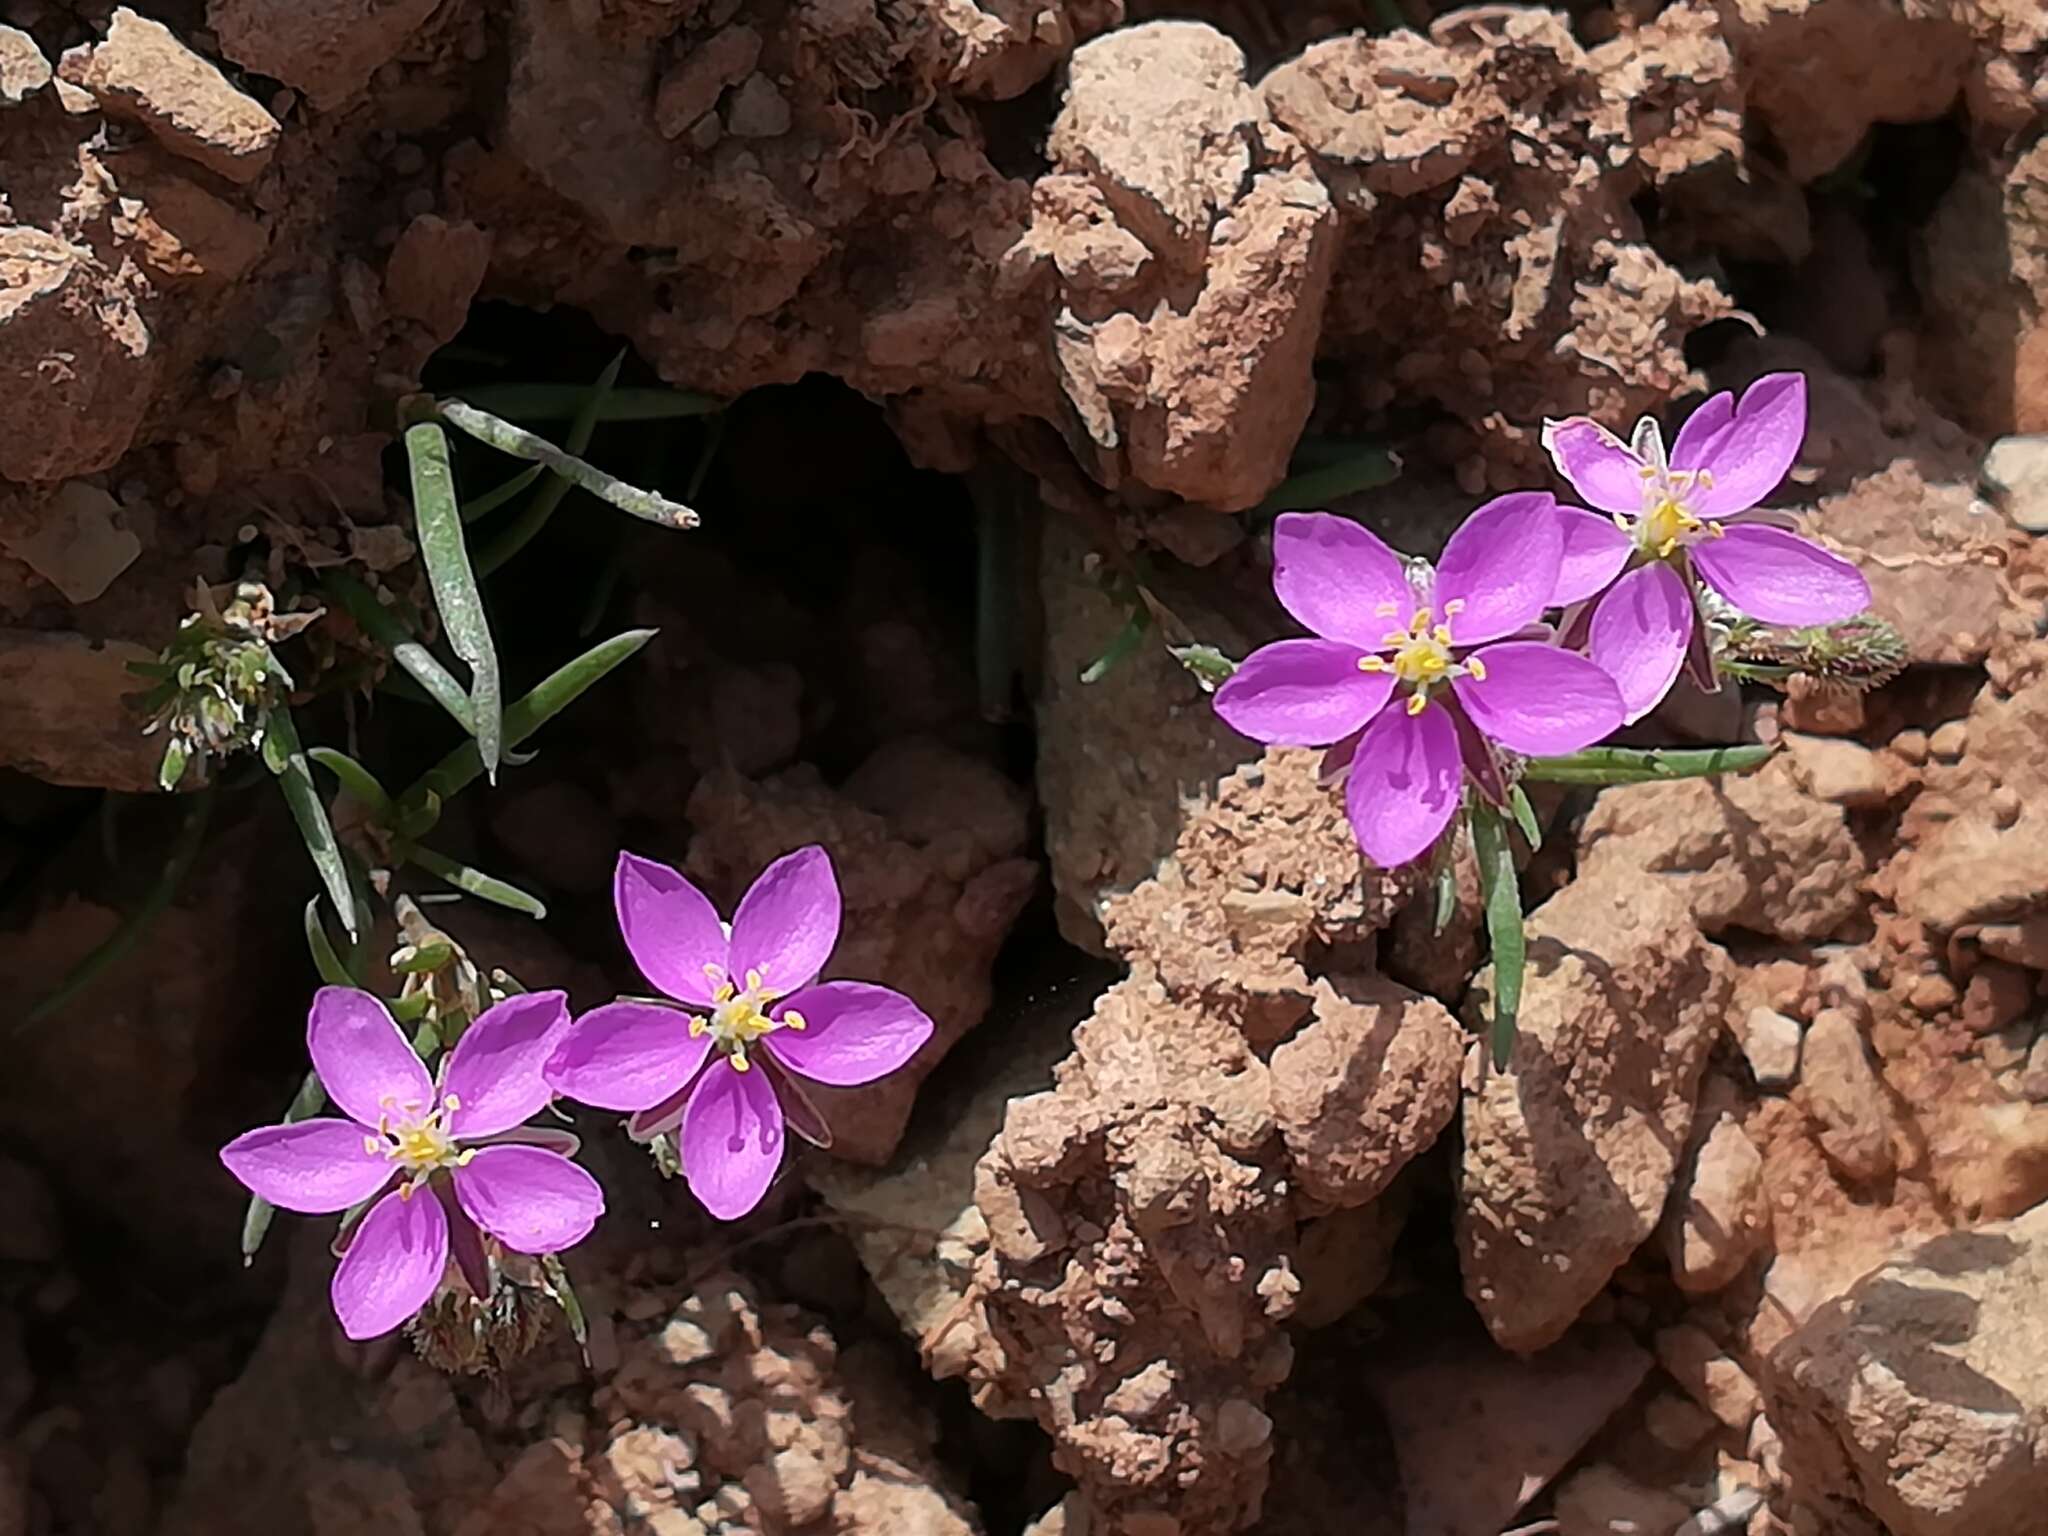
(390, 990, 433, 1025)
(477, 350, 624, 576)
(1471, 802, 1525, 1071)
(435, 399, 700, 531)
(18, 791, 213, 1030)
(1433, 856, 1458, 937)
(1520, 743, 1777, 785)
(408, 422, 503, 781)
(324, 569, 475, 734)
(241, 1065, 330, 1262)
(304, 897, 354, 987)
(264, 708, 358, 940)
(307, 747, 393, 818)
(403, 843, 548, 919)
(392, 940, 455, 974)
(1253, 440, 1401, 517)
(450, 383, 722, 423)
(398, 629, 655, 810)
(1080, 605, 1151, 685)
(1507, 784, 1543, 851)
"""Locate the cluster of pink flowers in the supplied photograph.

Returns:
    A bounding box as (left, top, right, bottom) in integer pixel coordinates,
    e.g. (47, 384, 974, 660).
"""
(222, 845, 931, 1341)
(1215, 372, 1870, 867)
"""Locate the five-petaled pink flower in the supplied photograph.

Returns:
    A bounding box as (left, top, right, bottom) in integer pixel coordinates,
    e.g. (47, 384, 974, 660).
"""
(1542, 371, 1871, 721)
(543, 846, 934, 1221)
(1213, 495, 1625, 869)
(221, 988, 604, 1342)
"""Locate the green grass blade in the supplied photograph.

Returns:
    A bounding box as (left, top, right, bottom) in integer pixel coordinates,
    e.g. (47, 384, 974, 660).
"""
(396, 628, 655, 812)
(434, 400, 700, 532)
(17, 791, 213, 1031)
(241, 1064, 328, 1262)
(307, 747, 392, 819)
(1470, 802, 1525, 1071)
(1080, 606, 1151, 685)
(408, 421, 503, 782)
(1520, 743, 1776, 786)
(303, 896, 354, 987)
(477, 350, 624, 577)
(263, 708, 358, 940)
(449, 383, 722, 423)
(403, 843, 547, 919)
(461, 464, 544, 524)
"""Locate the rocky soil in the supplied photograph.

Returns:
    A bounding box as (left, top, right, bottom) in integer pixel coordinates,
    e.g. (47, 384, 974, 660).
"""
(6, 1, 2048, 1534)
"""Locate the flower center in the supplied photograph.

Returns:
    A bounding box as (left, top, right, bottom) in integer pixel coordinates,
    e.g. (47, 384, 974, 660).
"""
(1638, 497, 1701, 558)
(1360, 601, 1486, 711)
(366, 1098, 469, 1190)
(693, 967, 806, 1072)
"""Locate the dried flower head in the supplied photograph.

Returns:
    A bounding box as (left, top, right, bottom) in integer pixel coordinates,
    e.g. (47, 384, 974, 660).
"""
(138, 580, 322, 790)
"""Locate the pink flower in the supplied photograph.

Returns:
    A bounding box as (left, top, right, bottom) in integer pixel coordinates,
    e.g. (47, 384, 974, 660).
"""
(1213, 496, 1625, 868)
(221, 988, 603, 1342)
(1542, 372, 1871, 720)
(543, 846, 934, 1221)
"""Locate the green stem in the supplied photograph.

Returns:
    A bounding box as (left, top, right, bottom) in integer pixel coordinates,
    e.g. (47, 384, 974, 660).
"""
(1519, 743, 1776, 786)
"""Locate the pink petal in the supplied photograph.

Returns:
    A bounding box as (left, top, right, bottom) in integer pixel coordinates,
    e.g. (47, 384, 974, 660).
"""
(441, 990, 570, 1140)
(329, 1187, 447, 1342)
(1212, 638, 1395, 747)
(1344, 702, 1463, 869)
(1269, 512, 1414, 646)
(1552, 507, 1633, 607)
(472, 1124, 581, 1157)
(1689, 524, 1870, 625)
(765, 981, 934, 1087)
(1451, 642, 1625, 756)
(1588, 564, 1693, 723)
(1433, 492, 1564, 644)
(681, 1059, 785, 1221)
(307, 987, 434, 1131)
(220, 1120, 395, 1214)
(452, 1145, 604, 1255)
(1674, 372, 1805, 517)
(616, 852, 730, 1006)
(543, 1000, 712, 1112)
(1667, 389, 1734, 472)
(728, 845, 841, 995)
(1541, 417, 1649, 515)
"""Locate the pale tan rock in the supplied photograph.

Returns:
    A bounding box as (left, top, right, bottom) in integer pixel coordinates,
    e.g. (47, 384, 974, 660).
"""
(1781, 732, 1890, 809)
(1664, 1114, 1769, 1295)
(0, 480, 139, 603)
(59, 9, 279, 183)
(1556, 1463, 1693, 1536)
(1799, 1009, 1896, 1184)
(0, 25, 51, 104)
(0, 629, 162, 790)
(1742, 1007, 1804, 1090)
(1656, 1323, 1762, 1433)
(1459, 878, 1733, 1352)
(1765, 1209, 2048, 1536)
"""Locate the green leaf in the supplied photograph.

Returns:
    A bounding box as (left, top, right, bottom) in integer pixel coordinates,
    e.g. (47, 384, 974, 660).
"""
(461, 463, 545, 524)
(17, 791, 213, 1032)
(402, 842, 548, 919)
(1433, 855, 1458, 937)
(390, 990, 434, 1025)
(1080, 606, 1151, 685)
(307, 747, 393, 819)
(323, 569, 475, 734)
(158, 738, 189, 793)
(392, 939, 455, 974)
(449, 382, 722, 423)
(475, 350, 622, 577)
(242, 1065, 328, 1262)
(1520, 743, 1777, 786)
(263, 707, 359, 940)
(1254, 440, 1400, 517)
(408, 422, 503, 782)
(434, 399, 700, 532)
(539, 1253, 591, 1358)
(395, 628, 656, 813)
(1470, 802, 1525, 1071)
(1169, 643, 1238, 692)
(303, 896, 354, 987)
(1507, 784, 1542, 851)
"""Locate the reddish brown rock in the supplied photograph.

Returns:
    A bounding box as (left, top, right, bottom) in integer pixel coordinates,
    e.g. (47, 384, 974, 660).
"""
(383, 215, 493, 343)
(1459, 877, 1733, 1353)
(209, 0, 443, 110)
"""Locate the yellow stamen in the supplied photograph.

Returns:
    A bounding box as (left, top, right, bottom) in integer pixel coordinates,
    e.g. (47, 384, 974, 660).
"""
(1466, 655, 1487, 682)
(1640, 497, 1701, 559)
(1405, 692, 1429, 715)
(781, 1009, 807, 1033)
(1359, 656, 1388, 673)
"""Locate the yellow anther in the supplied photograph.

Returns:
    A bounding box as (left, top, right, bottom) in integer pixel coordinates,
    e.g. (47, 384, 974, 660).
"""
(781, 1009, 807, 1032)
(1359, 656, 1388, 673)
(442, 1093, 461, 1111)
(1373, 601, 1400, 618)
(1405, 692, 1429, 716)
(1442, 599, 1467, 616)
(744, 968, 764, 990)
(1466, 655, 1488, 682)
(689, 1017, 708, 1037)
(731, 1050, 752, 1073)
(1432, 624, 1453, 645)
